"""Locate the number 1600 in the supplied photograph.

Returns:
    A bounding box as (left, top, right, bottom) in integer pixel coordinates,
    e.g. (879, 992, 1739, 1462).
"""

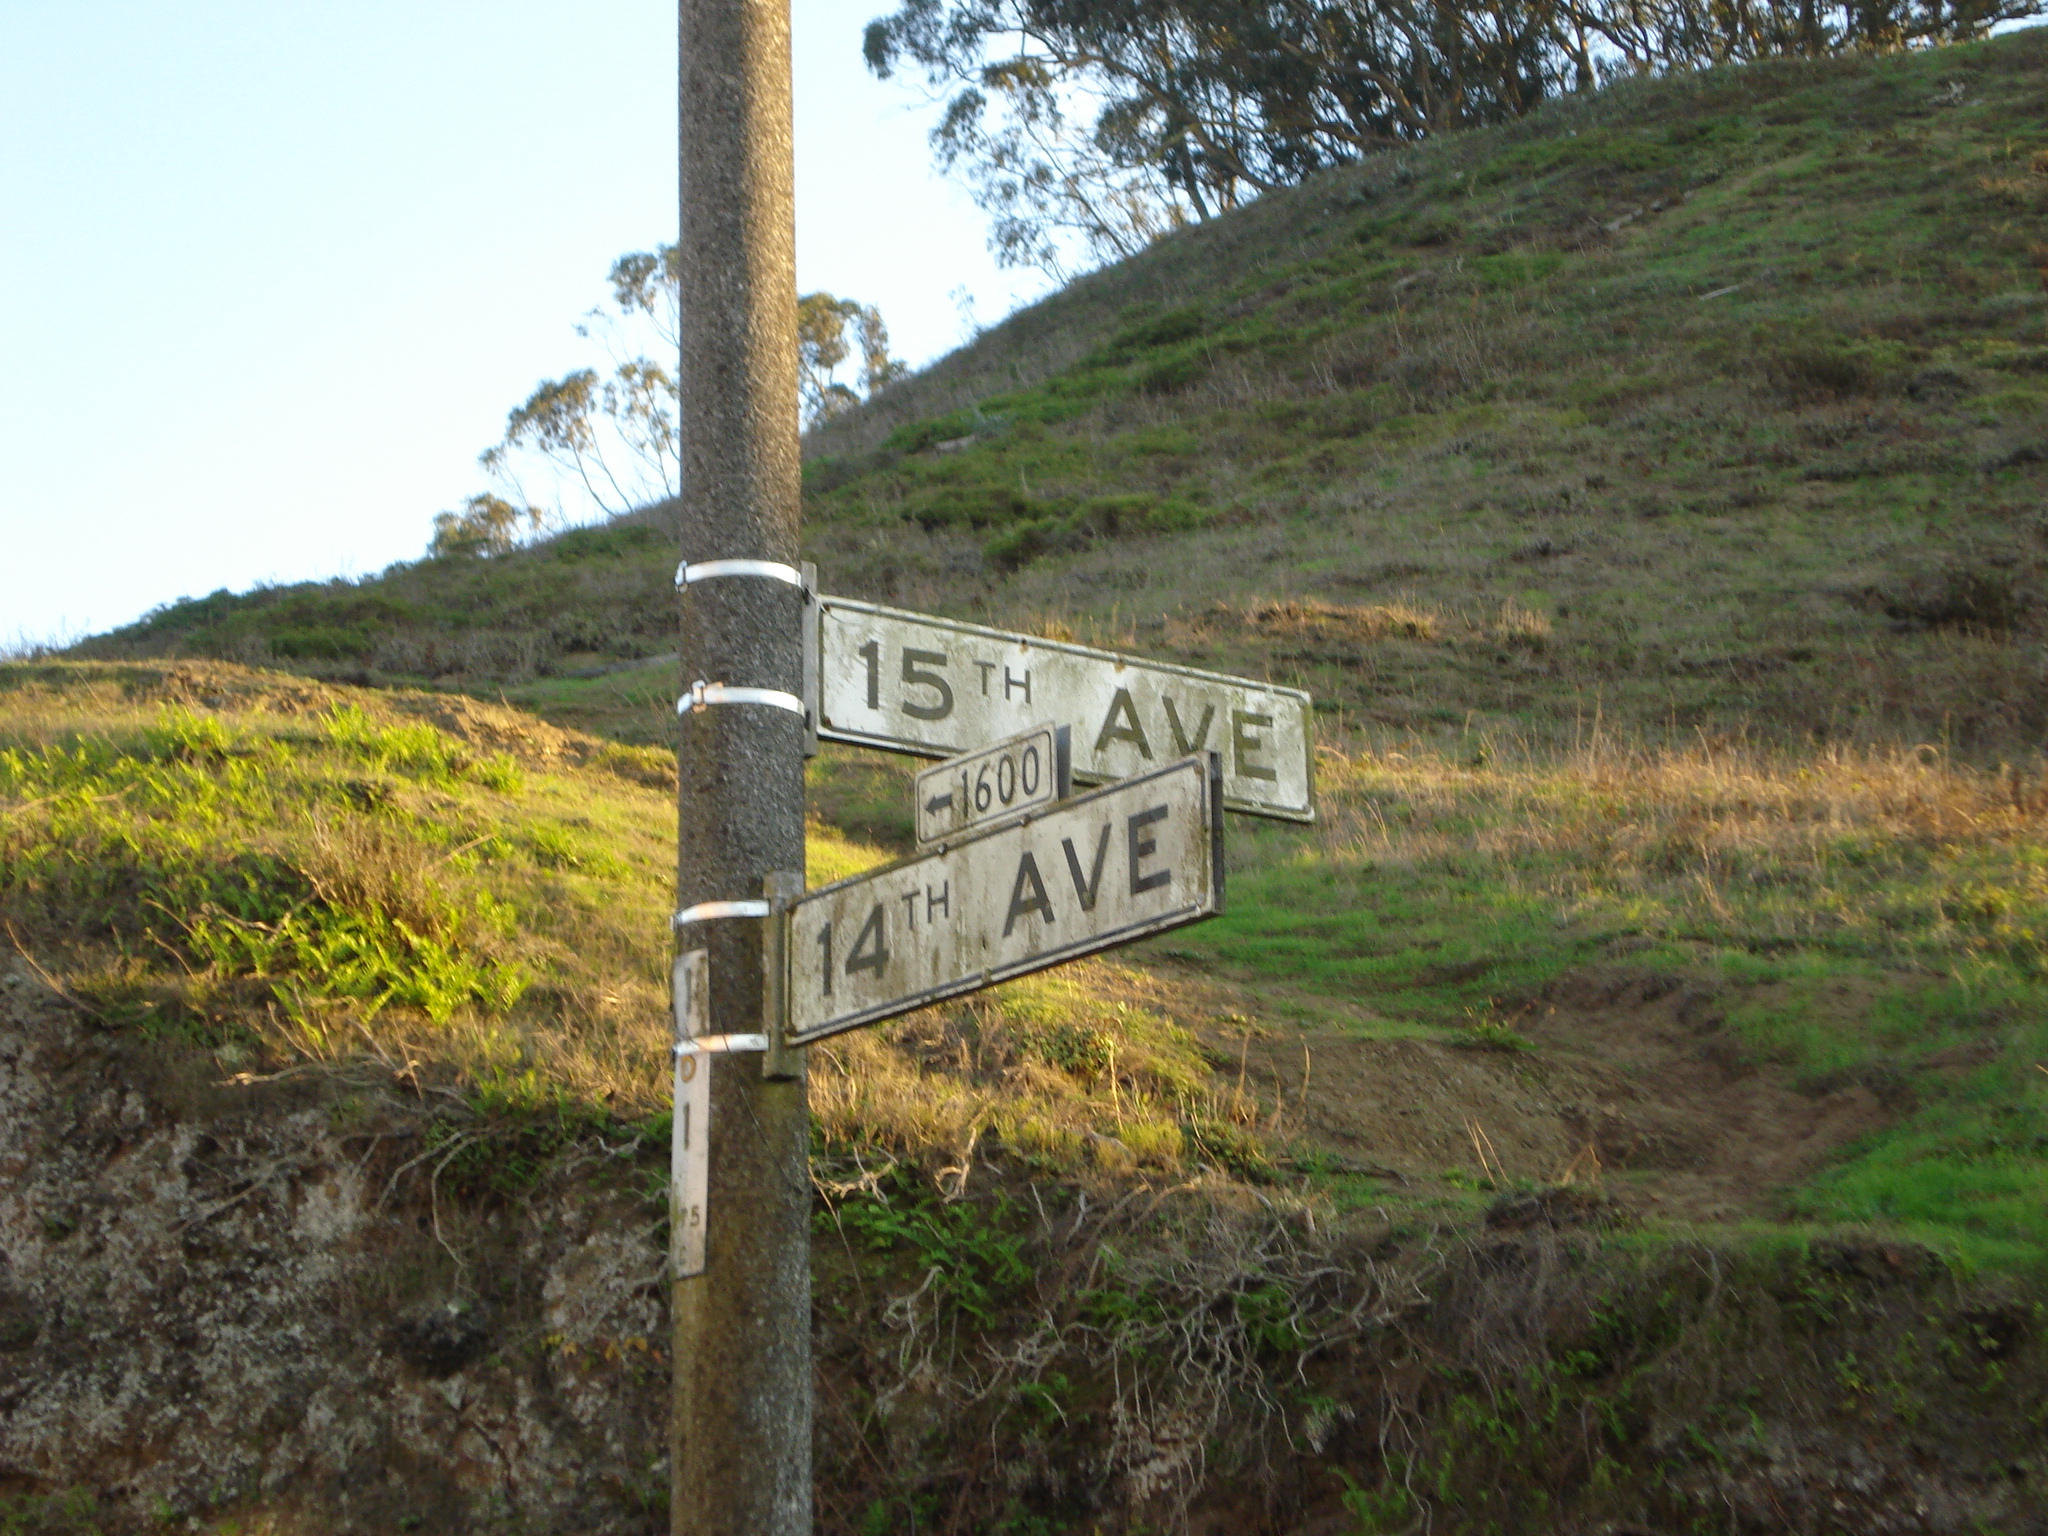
(962, 743, 1041, 812)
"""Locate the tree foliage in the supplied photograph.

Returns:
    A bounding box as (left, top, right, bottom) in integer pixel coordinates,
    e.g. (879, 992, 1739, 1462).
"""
(429, 494, 540, 560)
(865, 0, 2039, 274)
(477, 246, 686, 526)
(436, 249, 905, 554)
(800, 293, 911, 422)
(1581, 0, 2035, 72)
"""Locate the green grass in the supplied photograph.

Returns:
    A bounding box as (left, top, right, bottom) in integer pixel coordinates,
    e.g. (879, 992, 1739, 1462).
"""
(0, 662, 677, 1100)
(497, 656, 678, 745)
(2, 707, 534, 1028)
(1199, 848, 1587, 1019)
(0, 1490, 102, 1536)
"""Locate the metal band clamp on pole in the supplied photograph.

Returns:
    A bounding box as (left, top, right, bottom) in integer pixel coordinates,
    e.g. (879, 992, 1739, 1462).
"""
(674, 1034, 771, 1056)
(678, 680, 808, 717)
(671, 563, 812, 727)
(672, 898, 773, 929)
(675, 558, 808, 591)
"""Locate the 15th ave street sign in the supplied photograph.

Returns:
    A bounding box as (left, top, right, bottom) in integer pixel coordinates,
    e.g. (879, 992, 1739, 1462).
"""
(783, 754, 1223, 1046)
(811, 596, 1314, 822)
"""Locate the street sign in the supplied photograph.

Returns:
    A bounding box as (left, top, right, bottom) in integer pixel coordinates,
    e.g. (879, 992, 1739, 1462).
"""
(810, 596, 1315, 822)
(783, 754, 1223, 1046)
(914, 724, 1071, 846)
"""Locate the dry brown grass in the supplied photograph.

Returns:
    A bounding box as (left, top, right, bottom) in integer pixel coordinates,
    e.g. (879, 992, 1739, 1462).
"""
(809, 958, 1259, 1182)
(1978, 174, 2047, 209)
(1488, 599, 1552, 647)
(1293, 727, 2048, 983)
(1319, 732, 2048, 862)
(1242, 598, 1443, 642)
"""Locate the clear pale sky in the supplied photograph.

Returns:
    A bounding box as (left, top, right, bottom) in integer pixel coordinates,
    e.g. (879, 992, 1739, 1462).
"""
(0, 1, 1051, 645)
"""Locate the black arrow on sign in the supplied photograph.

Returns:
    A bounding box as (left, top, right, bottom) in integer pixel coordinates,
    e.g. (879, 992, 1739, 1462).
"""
(924, 791, 954, 815)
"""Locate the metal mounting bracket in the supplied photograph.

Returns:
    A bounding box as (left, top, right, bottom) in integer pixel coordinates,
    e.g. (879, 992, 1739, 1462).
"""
(672, 899, 773, 929)
(677, 681, 807, 718)
(673, 1034, 771, 1055)
(760, 869, 805, 1081)
(675, 558, 809, 592)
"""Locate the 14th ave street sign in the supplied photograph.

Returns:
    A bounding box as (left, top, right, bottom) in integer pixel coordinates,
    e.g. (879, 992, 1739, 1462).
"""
(812, 596, 1314, 822)
(783, 754, 1223, 1046)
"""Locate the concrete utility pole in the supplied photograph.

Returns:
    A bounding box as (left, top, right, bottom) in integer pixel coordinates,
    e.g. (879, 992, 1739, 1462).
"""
(671, 0, 810, 1525)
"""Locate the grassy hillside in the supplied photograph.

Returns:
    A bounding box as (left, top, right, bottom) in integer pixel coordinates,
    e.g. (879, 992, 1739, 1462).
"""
(70, 516, 682, 685)
(12, 658, 2048, 1257)
(10, 660, 2048, 1531)
(79, 29, 2048, 763)
(0, 662, 1241, 1169)
(800, 29, 2048, 759)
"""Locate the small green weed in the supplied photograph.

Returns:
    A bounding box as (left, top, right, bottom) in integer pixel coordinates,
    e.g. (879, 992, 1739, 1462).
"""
(1338, 1465, 1417, 1535)
(825, 1177, 1031, 1324)
(0, 1489, 102, 1536)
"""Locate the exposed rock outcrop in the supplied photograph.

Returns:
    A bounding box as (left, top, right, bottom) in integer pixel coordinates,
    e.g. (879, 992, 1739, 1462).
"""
(0, 962, 668, 1534)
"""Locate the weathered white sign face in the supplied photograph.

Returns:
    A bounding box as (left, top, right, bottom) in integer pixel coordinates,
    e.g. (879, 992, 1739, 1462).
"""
(669, 949, 710, 1279)
(812, 597, 1314, 822)
(913, 724, 1070, 846)
(784, 755, 1222, 1045)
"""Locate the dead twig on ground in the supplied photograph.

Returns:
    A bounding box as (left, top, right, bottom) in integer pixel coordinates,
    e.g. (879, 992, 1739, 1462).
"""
(3, 919, 108, 1022)
(1465, 1117, 1507, 1184)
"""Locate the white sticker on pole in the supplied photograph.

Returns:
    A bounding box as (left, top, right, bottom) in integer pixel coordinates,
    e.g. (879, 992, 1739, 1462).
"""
(670, 949, 710, 1280)
(784, 754, 1223, 1046)
(812, 596, 1313, 822)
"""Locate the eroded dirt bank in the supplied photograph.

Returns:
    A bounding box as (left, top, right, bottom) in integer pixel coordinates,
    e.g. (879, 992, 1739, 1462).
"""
(0, 964, 669, 1532)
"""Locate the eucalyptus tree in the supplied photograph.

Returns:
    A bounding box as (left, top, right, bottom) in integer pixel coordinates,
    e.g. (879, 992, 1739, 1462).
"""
(452, 246, 905, 549)
(865, 0, 2042, 277)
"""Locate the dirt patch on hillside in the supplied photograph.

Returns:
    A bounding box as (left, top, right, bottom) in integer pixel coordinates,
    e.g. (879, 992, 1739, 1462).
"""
(1204, 963, 1894, 1223)
(0, 659, 340, 718)
(379, 688, 618, 770)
